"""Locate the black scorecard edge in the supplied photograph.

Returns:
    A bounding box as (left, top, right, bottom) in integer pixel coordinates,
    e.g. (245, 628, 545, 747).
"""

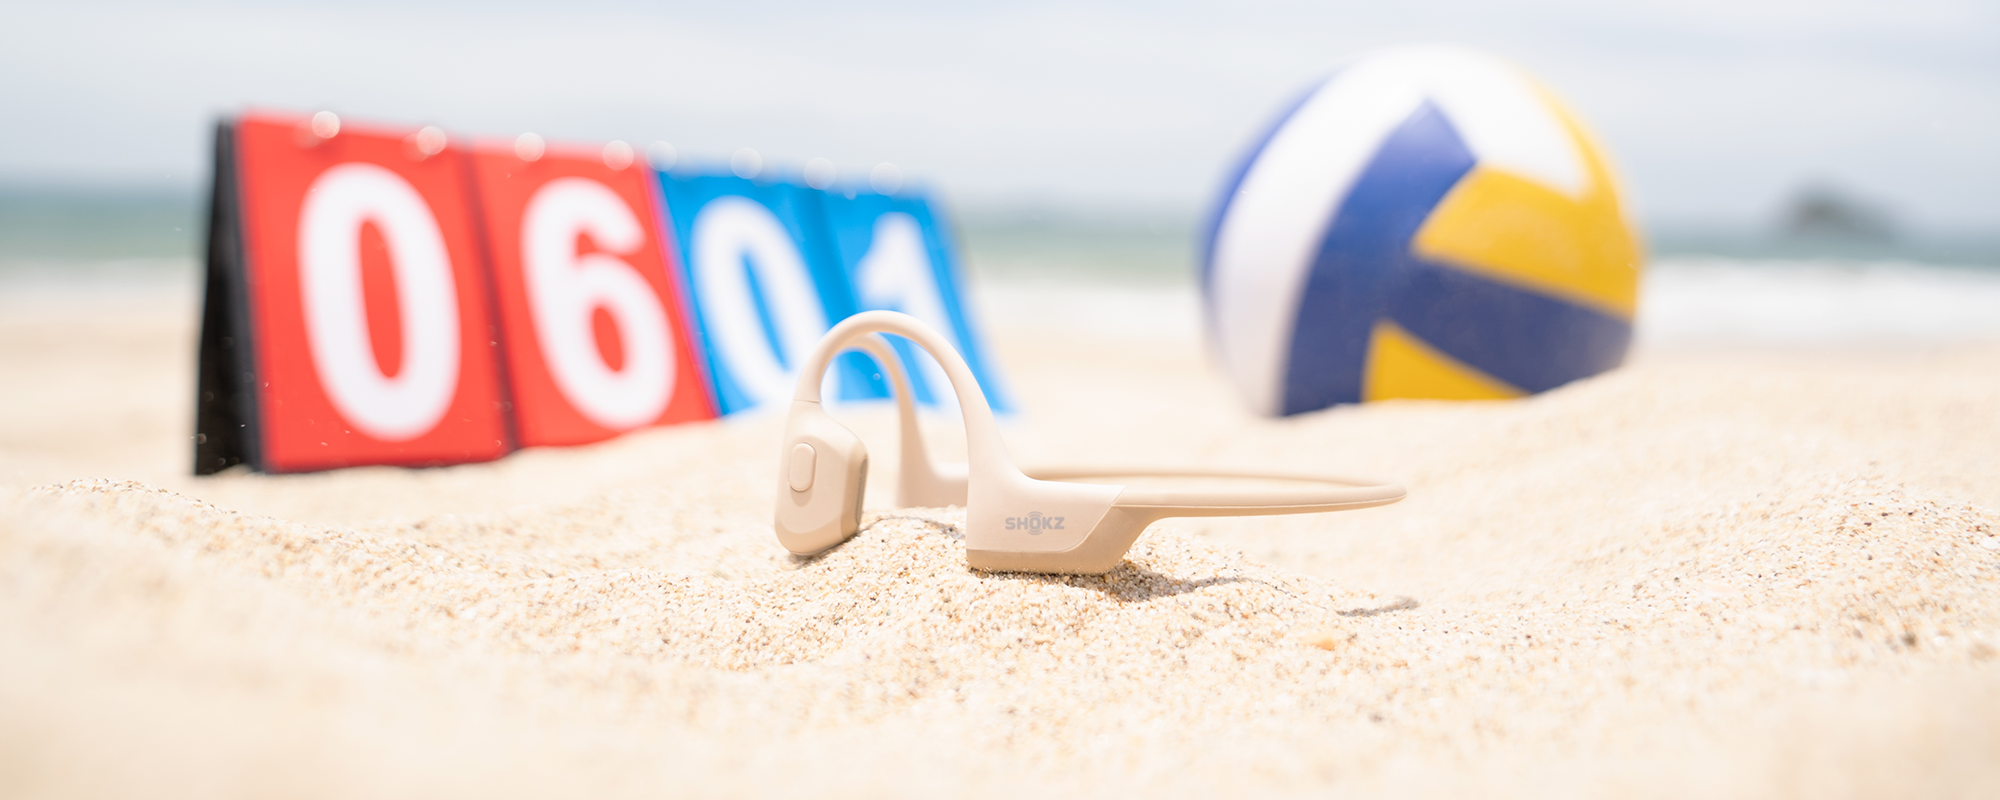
(194, 120, 263, 475)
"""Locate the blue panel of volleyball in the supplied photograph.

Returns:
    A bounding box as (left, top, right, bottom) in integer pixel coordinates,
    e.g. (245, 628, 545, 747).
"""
(1202, 45, 1644, 416)
(656, 172, 1004, 415)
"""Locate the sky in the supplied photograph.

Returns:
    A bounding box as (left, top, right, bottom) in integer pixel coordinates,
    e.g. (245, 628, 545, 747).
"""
(1, 0, 1996, 230)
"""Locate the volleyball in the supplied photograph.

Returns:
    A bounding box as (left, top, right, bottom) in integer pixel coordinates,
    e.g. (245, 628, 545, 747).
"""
(1202, 45, 1643, 416)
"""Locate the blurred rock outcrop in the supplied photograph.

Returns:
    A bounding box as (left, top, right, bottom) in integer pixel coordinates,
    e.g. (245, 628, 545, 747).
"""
(1781, 183, 1897, 242)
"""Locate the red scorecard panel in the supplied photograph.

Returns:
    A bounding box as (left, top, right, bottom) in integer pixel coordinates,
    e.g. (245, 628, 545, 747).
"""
(234, 113, 510, 471)
(470, 140, 715, 446)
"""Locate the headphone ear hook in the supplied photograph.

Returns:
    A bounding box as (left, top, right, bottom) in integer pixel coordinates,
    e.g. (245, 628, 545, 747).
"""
(848, 334, 966, 509)
(775, 312, 1122, 561)
(772, 311, 1405, 573)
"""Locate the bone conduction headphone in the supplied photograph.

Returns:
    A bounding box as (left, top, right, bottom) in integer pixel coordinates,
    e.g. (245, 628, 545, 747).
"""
(774, 311, 1407, 574)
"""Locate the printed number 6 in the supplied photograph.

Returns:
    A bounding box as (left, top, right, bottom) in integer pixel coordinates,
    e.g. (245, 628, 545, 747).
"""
(522, 178, 674, 430)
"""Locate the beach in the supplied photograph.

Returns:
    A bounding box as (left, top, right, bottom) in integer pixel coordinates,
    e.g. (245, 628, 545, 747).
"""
(3, 268, 2000, 798)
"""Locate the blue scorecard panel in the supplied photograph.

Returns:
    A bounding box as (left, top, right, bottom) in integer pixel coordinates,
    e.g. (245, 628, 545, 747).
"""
(654, 174, 885, 414)
(820, 190, 1012, 412)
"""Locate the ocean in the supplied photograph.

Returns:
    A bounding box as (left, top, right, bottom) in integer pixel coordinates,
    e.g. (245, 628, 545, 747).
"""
(5, 187, 1998, 351)
(956, 209, 2000, 351)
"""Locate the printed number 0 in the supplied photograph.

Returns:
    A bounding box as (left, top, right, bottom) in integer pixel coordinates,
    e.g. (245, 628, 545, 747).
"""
(522, 178, 674, 430)
(690, 197, 828, 409)
(298, 163, 460, 442)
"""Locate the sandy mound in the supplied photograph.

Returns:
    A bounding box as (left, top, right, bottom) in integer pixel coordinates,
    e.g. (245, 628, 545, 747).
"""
(4, 465, 1998, 797)
(2, 305, 1999, 797)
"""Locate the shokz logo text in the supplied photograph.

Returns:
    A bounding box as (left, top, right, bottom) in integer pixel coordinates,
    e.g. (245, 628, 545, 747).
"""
(1005, 511, 1065, 534)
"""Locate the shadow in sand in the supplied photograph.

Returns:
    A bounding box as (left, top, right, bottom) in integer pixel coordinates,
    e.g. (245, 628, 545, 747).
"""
(791, 515, 1324, 604)
(1336, 596, 1420, 617)
(976, 561, 1249, 602)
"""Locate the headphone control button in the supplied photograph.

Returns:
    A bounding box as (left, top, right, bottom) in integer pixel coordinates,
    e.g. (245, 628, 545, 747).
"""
(787, 443, 817, 492)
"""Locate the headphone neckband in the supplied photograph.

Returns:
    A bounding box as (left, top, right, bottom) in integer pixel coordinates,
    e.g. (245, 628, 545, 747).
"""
(775, 311, 1405, 574)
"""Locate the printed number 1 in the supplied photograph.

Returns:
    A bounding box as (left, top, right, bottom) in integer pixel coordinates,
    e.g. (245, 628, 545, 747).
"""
(853, 213, 957, 406)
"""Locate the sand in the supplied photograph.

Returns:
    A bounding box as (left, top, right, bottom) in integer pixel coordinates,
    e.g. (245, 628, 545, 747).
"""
(2, 291, 1999, 798)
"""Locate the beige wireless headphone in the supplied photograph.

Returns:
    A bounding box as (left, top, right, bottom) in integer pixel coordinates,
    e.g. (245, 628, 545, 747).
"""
(774, 311, 1406, 574)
